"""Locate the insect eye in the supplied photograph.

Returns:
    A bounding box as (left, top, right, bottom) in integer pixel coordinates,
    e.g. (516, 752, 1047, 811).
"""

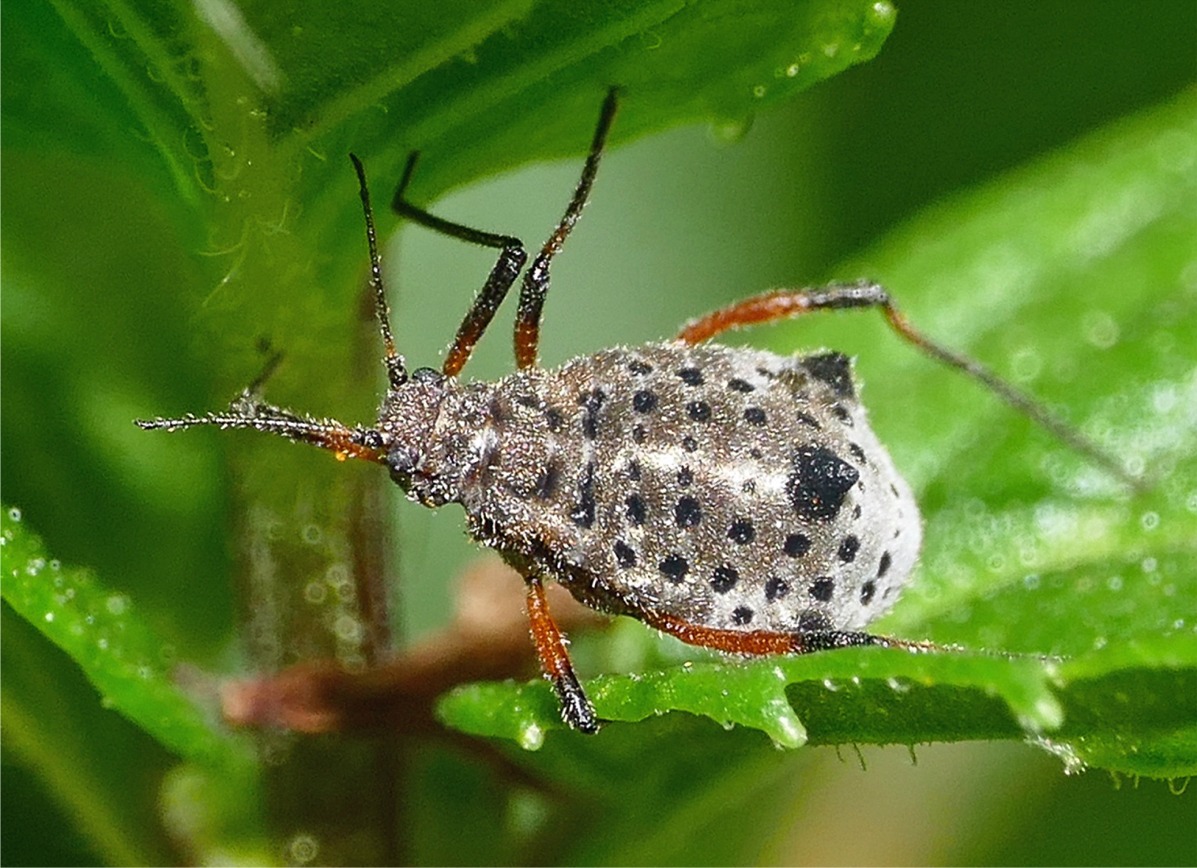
(386, 445, 419, 487)
(411, 367, 445, 386)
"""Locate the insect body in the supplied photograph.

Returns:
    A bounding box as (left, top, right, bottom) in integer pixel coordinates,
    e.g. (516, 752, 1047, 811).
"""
(139, 89, 1137, 734)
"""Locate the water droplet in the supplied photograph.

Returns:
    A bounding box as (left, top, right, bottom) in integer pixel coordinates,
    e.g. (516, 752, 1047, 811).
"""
(1082, 310, 1120, 349)
(288, 833, 319, 865)
(1140, 511, 1160, 531)
(44, 611, 55, 623)
(785, 62, 801, 77)
(1028, 736, 1087, 775)
(822, 678, 839, 692)
(301, 524, 322, 545)
(751, 84, 767, 99)
(106, 594, 129, 615)
(303, 581, 327, 604)
(1009, 346, 1043, 382)
(1140, 557, 1158, 574)
(1106, 575, 1123, 592)
(8, 507, 22, 521)
(333, 614, 362, 644)
(706, 116, 753, 145)
(518, 721, 544, 751)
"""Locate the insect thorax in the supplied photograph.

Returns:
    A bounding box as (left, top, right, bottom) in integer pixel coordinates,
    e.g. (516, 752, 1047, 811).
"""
(384, 342, 921, 635)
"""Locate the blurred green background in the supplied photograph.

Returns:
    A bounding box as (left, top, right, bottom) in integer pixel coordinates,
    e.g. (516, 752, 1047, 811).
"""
(3, 1, 1195, 864)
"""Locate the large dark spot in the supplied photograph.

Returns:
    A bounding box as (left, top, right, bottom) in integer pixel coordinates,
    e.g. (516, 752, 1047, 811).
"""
(802, 352, 855, 399)
(786, 446, 859, 521)
(659, 554, 689, 582)
(728, 518, 755, 544)
(728, 378, 755, 393)
(743, 407, 766, 426)
(796, 611, 832, 632)
(783, 533, 811, 557)
(838, 535, 860, 563)
(860, 580, 877, 605)
(732, 606, 754, 626)
(613, 540, 637, 568)
(633, 390, 658, 413)
(687, 401, 712, 422)
(570, 462, 596, 528)
(676, 367, 704, 386)
(625, 493, 647, 525)
(578, 388, 605, 439)
(765, 576, 790, 602)
(810, 577, 836, 602)
(628, 359, 653, 375)
(878, 551, 892, 577)
(534, 462, 559, 499)
(675, 496, 702, 528)
(711, 565, 739, 593)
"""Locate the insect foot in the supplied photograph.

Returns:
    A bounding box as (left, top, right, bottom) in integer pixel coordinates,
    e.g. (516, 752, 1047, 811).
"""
(139, 89, 1141, 735)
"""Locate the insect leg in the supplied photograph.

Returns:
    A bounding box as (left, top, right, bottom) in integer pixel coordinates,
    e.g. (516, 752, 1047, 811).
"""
(391, 152, 527, 377)
(524, 573, 599, 733)
(640, 609, 935, 655)
(513, 88, 620, 369)
(678, 280, 1142, 490)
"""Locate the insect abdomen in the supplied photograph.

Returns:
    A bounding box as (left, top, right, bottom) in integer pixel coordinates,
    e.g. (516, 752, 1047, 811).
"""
(466, 342, 921, 635)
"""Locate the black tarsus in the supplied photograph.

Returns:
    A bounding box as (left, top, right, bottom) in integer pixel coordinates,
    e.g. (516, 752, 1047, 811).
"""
(349, 153, 407, 390)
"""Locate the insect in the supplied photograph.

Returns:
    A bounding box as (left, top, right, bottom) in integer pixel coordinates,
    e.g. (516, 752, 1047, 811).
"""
(139, 89, 1138, 734)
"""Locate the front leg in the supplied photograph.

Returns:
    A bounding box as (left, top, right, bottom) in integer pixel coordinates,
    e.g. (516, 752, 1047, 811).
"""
(524, 573, 600, 733)
(524, 574, 598, 732)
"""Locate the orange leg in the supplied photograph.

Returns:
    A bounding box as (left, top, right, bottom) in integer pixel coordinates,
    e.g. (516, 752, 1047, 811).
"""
(525, 574, 599, 733)
(678, 281, 1142, 490)
(640, 609, 929, 656)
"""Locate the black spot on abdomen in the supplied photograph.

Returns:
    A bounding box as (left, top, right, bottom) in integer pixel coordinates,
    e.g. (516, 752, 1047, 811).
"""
(786, 446, 859, 521)
(802, 352, 855, 399)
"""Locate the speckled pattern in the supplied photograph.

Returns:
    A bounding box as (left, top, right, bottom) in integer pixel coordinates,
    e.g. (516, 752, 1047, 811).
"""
(380, 341, 921, 636)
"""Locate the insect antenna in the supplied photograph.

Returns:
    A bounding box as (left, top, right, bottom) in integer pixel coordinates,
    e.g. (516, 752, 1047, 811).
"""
(349, 153, 407, 389)
(134, 157, 405, 466)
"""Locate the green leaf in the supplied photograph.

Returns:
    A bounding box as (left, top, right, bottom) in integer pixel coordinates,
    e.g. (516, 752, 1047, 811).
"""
(437, 90, 1197, 778)
(0, 506, 255, 773)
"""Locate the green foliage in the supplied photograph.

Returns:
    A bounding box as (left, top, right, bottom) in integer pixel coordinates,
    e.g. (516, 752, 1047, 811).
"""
(439, 93, 1197, 777)
(3, 0, 1195, 864)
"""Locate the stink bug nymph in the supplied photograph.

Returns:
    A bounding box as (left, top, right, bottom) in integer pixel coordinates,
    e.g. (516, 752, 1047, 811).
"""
(139, 89, 1139, 734)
